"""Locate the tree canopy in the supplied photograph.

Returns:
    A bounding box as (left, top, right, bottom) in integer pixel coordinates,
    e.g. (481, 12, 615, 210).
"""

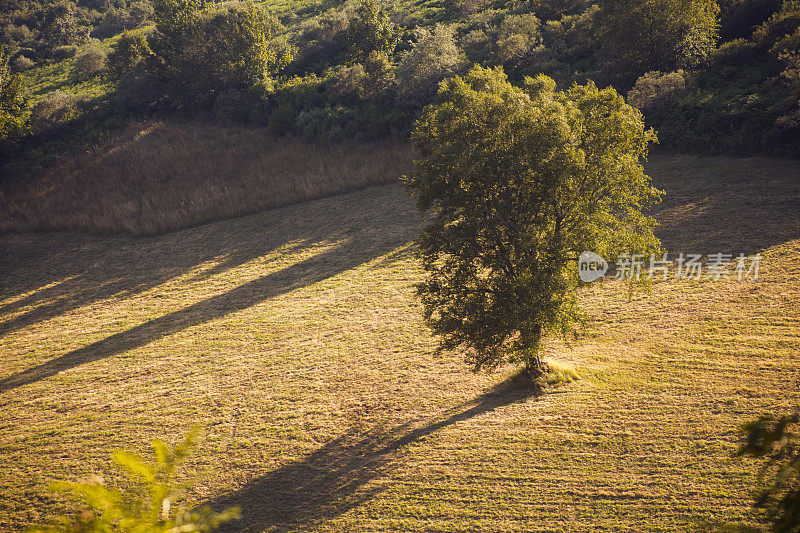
(405, 65, 662, 374)
(595, 0, 720, 87)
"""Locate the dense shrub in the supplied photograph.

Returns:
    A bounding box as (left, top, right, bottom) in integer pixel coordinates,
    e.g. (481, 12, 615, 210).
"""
(712, 38, 764, 65)
(328, 63, 369, 103)
(10, 55, 34, 72)
(147, 0, 292, 108)
(267, 74, 327, 134)
(114, 67, 167, 112)
(753, 0, 800, 48)
(719, 0, 782, 39)
(595, 0, 720, 88)
(39, 1, 92, 50)
(294, 103, 406, 142)
(30, 91, 80, 133)
(92, 1, 154, 38)
(0, 48, 27, 147)
(395, 24, 467, 108)
(627, 70, 689, 111)
(2, 24, 33, 44)
(74, 43, 107, 77)
(345, 0, 400, 62)
(288, 7, 349, 73)
(495, 13, 543, 65)
(13, 47, 38, 62)
(107, 31, 149, 78)
(531, 0, 592, 20)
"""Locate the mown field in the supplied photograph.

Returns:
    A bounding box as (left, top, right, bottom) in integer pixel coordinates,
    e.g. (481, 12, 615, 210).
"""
(1, 154, 799, 531)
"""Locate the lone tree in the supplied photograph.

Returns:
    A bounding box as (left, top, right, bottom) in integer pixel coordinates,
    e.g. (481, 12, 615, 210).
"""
(404, 66, 662, 376)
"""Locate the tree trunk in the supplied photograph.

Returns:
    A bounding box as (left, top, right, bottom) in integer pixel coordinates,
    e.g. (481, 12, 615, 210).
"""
(521, 323, 544, 378)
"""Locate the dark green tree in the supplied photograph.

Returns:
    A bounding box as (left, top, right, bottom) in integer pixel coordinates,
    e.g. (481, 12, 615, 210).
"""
(39, 1, 92, 50)
(107, 31, 151, 78)
(404, 66, 662, 375)
(147, 0, 291, 106)
(595, 0, 720, 88)
(0, 46, 26, 147)
(345, 0, 400, 63)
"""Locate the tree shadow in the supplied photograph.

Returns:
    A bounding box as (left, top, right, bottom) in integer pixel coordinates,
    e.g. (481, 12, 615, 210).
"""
(206, 374, 543, 532)
(0, 185, 414, 338)
(0, 186, 418, 393)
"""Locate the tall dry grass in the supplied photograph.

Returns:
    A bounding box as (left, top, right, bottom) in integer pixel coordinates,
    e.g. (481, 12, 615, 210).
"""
(0, 121, 415, 236)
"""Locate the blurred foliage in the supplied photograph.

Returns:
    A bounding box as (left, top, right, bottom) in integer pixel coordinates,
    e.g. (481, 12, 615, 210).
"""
(27, 429, 239, 533)
(732, 411, 800, 533)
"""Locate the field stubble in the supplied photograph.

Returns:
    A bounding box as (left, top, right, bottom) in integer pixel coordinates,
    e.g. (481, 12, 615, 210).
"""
(0, 152, 799, 531)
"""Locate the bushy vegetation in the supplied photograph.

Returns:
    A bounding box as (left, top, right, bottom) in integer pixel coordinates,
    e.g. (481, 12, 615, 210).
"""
(735, 411, 800, 532)
(0, 0, 154, 63)
(29, 430, 239, 533)
(2, 0, 800, 169)
(404, 65, 661, 375)
(395, 24, 467, 108)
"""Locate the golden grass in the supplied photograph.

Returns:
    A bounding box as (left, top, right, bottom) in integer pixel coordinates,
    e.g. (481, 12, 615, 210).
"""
(0, 121, 414, 236)
(0, 154, 799, 531)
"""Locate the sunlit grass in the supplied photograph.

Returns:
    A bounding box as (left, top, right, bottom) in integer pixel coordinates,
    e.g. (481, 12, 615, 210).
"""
(0, 154, 799, 531)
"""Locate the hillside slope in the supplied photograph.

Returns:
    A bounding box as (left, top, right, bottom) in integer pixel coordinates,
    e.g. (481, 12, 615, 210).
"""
(1, 155, 799, 531)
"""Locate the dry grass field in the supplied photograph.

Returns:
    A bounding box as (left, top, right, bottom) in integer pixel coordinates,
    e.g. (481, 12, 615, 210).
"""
(0, 121, 413, 236)
(1, 153, 799, 531)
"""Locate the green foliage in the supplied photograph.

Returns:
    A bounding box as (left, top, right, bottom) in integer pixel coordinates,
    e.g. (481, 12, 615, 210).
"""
(627, 70, 689, 111)
(595, 0, 720, 88)
(404, 65, 661, 374)
(735, 411, 800, 532)
(74, 43, 108, 78)
(395, 24, 467, 108)
(93, 1, 154, 39)
(752, 0, 800, 49)
(107, 32, 150, 79)
(0, 46, 27, 146)
(147, 0, 292, 107)
(29, 90, 81, 133)
(345, 0, 400, 63)
(287, 6, 350, 74)
(11, 55, 35, 72)
(719, 0, 782, 39)
(53, 45, 79, 60)
(39, 1, 93, 50)
(495, 13, 543, 65)
(28, 429, 239, 533)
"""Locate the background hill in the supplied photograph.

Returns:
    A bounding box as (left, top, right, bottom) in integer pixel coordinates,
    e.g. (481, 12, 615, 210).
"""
(2, 0, 799, 184)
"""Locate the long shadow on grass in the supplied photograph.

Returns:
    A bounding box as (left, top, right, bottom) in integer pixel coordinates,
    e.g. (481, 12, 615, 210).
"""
(0, 185, 415, 338)
(207, 375, 542, 532)
(0, 188, 417, 393)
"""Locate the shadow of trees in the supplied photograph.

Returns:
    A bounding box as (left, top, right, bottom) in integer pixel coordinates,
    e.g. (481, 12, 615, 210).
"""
(206, 375, 542, 532)
(0, 185, 418, 392)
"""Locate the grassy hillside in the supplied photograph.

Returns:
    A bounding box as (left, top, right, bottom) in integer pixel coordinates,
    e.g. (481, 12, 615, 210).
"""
(1, 154, 799, 531)
(0, 121, 413, 235)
